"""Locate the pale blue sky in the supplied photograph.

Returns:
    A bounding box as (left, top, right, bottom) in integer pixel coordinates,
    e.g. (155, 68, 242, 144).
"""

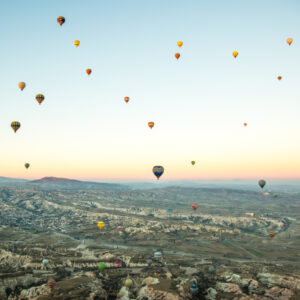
(1, 0, 300, 180)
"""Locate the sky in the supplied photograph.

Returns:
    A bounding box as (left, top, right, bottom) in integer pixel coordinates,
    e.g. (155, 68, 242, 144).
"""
(1, 0, 300, 181)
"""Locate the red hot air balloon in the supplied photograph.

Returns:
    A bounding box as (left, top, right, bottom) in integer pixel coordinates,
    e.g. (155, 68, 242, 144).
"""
(192, 203, 198, 211)
(117, 226, 122, 231)
(114, 260, 121, 268)
(47, 279, 56, 289)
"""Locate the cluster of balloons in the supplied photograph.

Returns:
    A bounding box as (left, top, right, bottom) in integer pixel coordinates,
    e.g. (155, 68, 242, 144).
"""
(175, 41, 183, 60)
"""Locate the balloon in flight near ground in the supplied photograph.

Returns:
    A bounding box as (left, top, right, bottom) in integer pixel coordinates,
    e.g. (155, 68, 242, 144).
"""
(153, 166, 164, 180)
(47, 279, 56, 289)
(190, 284, 199, 294)
(177, 41, 183, 47)
(57, 16, 65, 26)
(124, 96, 130, 103)
(114, 260, 121, 268)
(154, 270, 161, 278)
(35, 94, 45, 105)
(11, 121, 20, 133)
(86, 69, 92, 75)
(232, 51, 238, 58)
(175, 53, 180, 59)
(125, 278, 133, 287)
(74, 40, 80, 47)
(98, 262, 106, 270)
(258, 180, 266, 189)
(97, 221, 104, 230)
(277, 76, 282, 81)
(147, 258, 153, 266)
(148, 122, 154, 129)
(286, 38, 293, 46)
(269, 232, 275, 238)
(25, 163, 30, 169)
(191, 161, 195, 165)
(192, 203, 198, 211)
(42, 259, 49, 265)
(117, 226, 122, 231)
(18, 82, 26, 91)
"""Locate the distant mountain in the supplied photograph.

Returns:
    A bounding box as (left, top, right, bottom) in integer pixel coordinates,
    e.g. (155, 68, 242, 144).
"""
(28, 177, 129, 190)
(0, 176, 28, 184)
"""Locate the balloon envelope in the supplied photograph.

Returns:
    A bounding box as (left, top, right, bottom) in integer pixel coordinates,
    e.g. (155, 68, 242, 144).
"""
(258, 180, 266, 189)
(148, 122, 154, 129)
(18, 82, 26, 91)
(35, 94, 45, 105)
(177, 41, 183, 47)
(57, 16, 65, 26)
(192, 203, 198, 211)
(47, 279, 55, 289)
(97, 221, 104, 230)
(191, 161, 195, 165)
(11, 121, 20, 133)
(98, 262, 106, 270)
(25, 163, 30, 169)
(269, 232, 275, 238)
(125, 278, 133, 287)
(86, 69, 92, 75)
(277, 76, 282, 80)
(74, 40, 80, 47)
(124, 96, 130, 103)
(286, 38, 293, 45)
(232, 51, 238, 58)
(153, 166, 164, 180)
(175, 53, 180, 59)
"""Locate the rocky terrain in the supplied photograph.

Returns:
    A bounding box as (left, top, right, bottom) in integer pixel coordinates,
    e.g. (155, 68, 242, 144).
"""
(0, 185, 299, 299)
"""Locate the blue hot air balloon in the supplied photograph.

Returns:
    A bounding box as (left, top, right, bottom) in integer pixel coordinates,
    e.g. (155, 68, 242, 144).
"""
(190, 284, 199, 294)
(153, 166, 164, 180)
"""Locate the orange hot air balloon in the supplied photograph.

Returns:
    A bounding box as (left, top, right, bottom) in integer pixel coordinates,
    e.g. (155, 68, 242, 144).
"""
(86, 69, 92, 75)
(269, 232, 275, 238)
(286, 38, 293, 46)
(74, 40, 80, 47)
(57, 16, 65, 26)
(277, 76, 282, 80)
(232, 51, 238, 58)
(148, 122, 154, 129)
(18, 82, 26, 91)
(244, 123, 247, 127)
(175, 53, 180, 59)
(124, 96, 130, 103)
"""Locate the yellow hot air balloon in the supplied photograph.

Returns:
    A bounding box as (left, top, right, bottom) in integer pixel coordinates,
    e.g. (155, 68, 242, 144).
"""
(232, 51, 238, 58)
(74, 40, 80, 47)
(177, 41, 183, 47)
(286, 38, 293, 46)
(97, 221, 104, 230)
(18, 82, 26, 91)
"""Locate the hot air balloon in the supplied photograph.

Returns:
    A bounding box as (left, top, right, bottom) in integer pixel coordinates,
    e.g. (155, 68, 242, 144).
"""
(11, 121, 20, 133)
(97, 221, 104, 230)
(18, 82, 26, 91)
(74, 40, 80, 47)
(47, 279, 56, 289)
(147, 259, 153, 267)
(166, 208, 173, 212)
(286, 38, 293, 46)
(154, 270, 161, 278)
(98, 262, 106, 271)
(232, 51, 238, 58)
(125, 278, 133, 287)
(177, 41, 183, 47)
(124, 96, 130, 103)
(114, 260, 121, 268)
(35, 94, 45, 105)
(117, 226, 122, 231)
(191, 161, 195, 165)
(148, 122, 154, 129)
(154, 251, 162, 258)
(42, 259, 49, 265)
(153, 166, 164, 180)
(277, 76, 282, 80)
(86, 69, 92, 75)
(192, 203, 198, 211)
(190, 284, 199, 294)
(57, 16, 65, 26)
(269, 232, 275, 238)
(175, 53, 180, 59)
(258, 180, 266, 189)
(25, 163, 30, 169)
(244, 123, 247, 127)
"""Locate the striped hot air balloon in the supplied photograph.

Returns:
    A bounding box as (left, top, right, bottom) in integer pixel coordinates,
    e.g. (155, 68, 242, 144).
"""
(11, 121, 21, 133)
(153, 166, 164, 180)
(47, 279, 56, 289)
(35, 94, 45, 105)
